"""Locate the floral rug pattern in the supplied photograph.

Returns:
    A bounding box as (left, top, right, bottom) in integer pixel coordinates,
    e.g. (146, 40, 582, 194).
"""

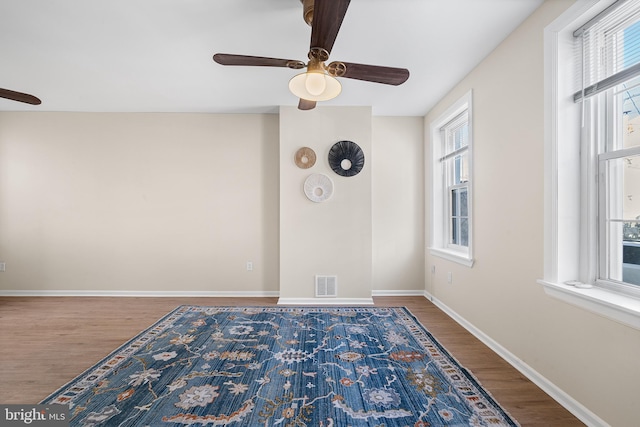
(42, 306, 519, 426)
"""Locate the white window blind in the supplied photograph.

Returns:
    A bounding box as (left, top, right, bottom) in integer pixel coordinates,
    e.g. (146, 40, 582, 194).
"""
(573, 0, 640, 102)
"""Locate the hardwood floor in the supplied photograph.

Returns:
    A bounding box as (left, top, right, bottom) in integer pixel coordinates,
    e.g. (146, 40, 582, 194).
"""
(0, 296, 584, 426)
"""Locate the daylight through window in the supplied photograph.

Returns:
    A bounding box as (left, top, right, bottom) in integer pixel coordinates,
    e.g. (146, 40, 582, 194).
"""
(430, 91, 473, 267)
(575, 0, 640, 294)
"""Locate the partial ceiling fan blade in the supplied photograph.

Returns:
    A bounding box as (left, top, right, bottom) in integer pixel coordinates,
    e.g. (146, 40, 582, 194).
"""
(213, 53, 305, 69)
(330, 62, 410, 86)
(310, 0, 350, 56)
(298, 98, 316, 110)
(0, 88, 41, 105)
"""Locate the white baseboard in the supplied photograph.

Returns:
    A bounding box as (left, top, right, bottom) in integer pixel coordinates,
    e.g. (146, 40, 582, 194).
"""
(0, 289, 421, 300)
(372, 289, 426, 296)
(277, 297, 375, 305)
(428, 293, 609, 427)
(0, 290, 280, 298)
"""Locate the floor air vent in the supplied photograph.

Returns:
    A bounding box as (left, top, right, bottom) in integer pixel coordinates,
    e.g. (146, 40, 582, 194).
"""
(315, 275, 337, 297)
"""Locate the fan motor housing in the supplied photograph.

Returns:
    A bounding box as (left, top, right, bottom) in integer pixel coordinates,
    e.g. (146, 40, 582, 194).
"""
(301, 0, 314, 26)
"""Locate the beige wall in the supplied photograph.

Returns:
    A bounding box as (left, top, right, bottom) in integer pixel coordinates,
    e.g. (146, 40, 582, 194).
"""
(0, 112, 281, 293)
(372, 116, 424, 291)
(0, 111, 424, 295)
(424, 1, 639, 426)
(279, 106, 373, 301)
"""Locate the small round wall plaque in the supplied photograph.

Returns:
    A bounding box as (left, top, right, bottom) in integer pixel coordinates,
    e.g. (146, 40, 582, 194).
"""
(303, 173, 333, 203)
(328, 140, 364, 177)
(294, 147, 317, 169)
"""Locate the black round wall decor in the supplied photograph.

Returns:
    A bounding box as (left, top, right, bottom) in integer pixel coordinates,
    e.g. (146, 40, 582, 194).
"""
(328, 140, 365, 177)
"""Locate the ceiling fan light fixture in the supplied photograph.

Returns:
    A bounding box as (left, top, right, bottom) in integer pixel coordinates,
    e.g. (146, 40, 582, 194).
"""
(289, 70, 341, 102)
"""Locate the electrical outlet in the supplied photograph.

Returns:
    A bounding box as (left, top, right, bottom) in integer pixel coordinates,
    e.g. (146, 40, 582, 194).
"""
(0, 262, 5, 272)
(246, 261, 253, 271)
(447, 272, 452, 284)
(431, 265, 436, 274)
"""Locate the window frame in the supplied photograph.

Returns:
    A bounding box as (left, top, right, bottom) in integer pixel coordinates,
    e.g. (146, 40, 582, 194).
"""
(429, 90, 474, 267)
(540, 0, 640, 330)
(597, 136, 640, 296)
(592, 10, 640, 295)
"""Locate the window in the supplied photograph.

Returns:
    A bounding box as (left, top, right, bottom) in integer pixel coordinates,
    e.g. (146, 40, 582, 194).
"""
(430, 91, 474, 267)
(576, 0, 640, 296)
(542, 0, 640, 330)
(444, 112, 470, 249)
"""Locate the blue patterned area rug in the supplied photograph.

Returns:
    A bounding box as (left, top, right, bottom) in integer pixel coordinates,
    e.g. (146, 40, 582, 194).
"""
(42, 306, 519, 426)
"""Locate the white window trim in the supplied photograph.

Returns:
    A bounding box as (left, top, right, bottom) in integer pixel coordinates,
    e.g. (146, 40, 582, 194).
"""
(429, 90, 474, 267)
(540, 0, 640, 330)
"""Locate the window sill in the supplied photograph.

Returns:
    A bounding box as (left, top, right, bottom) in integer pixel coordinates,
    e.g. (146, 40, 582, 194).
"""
(538, 280, 640, 330)
(430, 247, 474, 267)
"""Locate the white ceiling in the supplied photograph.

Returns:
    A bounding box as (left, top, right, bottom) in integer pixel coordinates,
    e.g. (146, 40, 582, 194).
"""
(0, 0, 543, 116)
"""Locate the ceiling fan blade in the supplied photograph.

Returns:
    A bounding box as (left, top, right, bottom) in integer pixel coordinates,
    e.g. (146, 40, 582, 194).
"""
(310, 0, 350, 56)
(298, 98, 316, 110)
(213, 53, 304, 69)
(0, 88, 41, 105)
(330, 62, 409, 86)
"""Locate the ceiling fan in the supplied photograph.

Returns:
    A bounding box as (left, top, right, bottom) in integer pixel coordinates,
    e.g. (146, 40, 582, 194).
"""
(0, 87, 41, 105)
(213, 0, 409, 110)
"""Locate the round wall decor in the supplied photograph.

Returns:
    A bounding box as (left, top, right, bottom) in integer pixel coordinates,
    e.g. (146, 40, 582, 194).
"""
(328, 140, 365, 177)
(303, 173, 334, 203)
(294, 147, 316, 169)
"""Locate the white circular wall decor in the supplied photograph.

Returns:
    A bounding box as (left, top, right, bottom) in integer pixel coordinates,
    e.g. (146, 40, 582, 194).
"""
(303, 173, 334, 203)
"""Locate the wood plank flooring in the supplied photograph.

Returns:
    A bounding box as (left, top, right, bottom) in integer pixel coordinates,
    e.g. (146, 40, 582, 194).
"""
(0, 296, 584, 426)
